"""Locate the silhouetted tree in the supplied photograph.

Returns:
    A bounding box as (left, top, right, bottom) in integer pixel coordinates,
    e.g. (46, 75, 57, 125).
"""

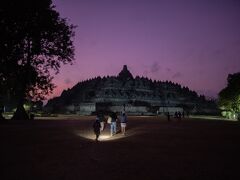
(0, 0, 75, 120)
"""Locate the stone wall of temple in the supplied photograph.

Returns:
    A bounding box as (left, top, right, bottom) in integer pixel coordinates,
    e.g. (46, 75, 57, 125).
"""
(158, 107, 183, 115)
(76, 103, 96, 115)
(45, 65, 218, 115)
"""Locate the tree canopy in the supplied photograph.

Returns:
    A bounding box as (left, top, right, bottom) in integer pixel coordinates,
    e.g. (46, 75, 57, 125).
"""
(218, 72, 240, 115)
(0, 0, 75, 119)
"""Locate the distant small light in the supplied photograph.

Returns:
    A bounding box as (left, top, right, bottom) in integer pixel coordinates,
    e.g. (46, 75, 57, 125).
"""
(233, 114, 236, 119)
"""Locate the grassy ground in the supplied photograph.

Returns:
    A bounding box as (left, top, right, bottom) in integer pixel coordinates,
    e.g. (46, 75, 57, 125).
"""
(0, 116, 240, 180)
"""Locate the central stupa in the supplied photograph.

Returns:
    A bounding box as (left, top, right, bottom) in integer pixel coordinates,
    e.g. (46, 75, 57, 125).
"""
(118, 65, 133, 81)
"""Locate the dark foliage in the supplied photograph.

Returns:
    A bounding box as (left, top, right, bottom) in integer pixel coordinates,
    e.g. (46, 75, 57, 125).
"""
(218, 72, 240, 112)
(0, 0, 75, 119)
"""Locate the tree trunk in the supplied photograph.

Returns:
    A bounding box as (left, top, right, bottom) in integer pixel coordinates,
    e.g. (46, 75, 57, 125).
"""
(11, 102, 29, 120)
(11, 38, 31, 121)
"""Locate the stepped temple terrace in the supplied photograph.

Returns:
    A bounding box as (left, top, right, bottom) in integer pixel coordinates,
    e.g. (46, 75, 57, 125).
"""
(45, 65, 217, 115)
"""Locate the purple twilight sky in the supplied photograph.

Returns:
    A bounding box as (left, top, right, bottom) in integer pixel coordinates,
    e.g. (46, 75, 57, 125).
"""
(50, 0, 240, 100)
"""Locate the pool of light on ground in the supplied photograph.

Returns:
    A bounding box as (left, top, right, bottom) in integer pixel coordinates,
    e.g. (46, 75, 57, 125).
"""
(74, 128, 141, 142)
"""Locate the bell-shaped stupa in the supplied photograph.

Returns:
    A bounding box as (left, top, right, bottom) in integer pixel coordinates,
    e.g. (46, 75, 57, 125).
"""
(118, 65, 133, 81)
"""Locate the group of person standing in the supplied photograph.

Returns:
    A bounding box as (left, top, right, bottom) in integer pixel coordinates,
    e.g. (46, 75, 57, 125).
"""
(93, 111, 127, 141)
(167, 111, 186, 122)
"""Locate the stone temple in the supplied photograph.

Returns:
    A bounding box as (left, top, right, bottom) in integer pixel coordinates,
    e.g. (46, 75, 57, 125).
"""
(45, 65, 217, 115)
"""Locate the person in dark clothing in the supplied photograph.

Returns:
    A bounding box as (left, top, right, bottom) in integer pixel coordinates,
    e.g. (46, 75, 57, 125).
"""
(110, 111, 117, 136)
(0, 107, 5, 121)
(174, 111, 178, 119)
(167, 112, 171, 122)
(30, 113, 35, 120)
(111, 111, 118, 120)
(120, 112, 127, 135)
(178, 111, 182, 122)
(93, 116, 101, 141)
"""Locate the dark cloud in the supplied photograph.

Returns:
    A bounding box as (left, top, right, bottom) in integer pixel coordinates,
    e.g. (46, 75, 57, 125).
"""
(172, 72, 182, 79)
(64, 78, 72, 85)
(150, 62, 160, 73)
(166, 68, 171, 72)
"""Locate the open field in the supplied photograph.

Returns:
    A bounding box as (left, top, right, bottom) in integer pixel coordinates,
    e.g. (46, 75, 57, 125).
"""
(0, 116, 240, 180)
